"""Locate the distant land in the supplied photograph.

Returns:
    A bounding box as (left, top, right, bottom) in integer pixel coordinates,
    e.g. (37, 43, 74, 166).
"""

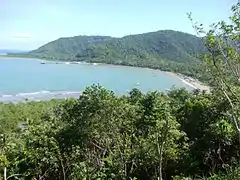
(0, 49, 28, 55)
(8, 30, 210, 82)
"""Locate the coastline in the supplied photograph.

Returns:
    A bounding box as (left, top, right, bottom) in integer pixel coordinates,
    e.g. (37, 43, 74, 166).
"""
(0, 55, 43, 62)
(1, 55, 210, 93)
(165, 71, 210, 92)
(0, 91, 82, 103)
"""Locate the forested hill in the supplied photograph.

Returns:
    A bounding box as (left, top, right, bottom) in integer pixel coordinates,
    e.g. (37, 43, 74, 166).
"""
(30, 35, 114, 60)
(10, 30, 205, 63)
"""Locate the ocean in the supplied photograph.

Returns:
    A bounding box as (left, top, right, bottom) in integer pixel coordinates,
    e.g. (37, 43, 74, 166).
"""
(0, 57, 192, 102)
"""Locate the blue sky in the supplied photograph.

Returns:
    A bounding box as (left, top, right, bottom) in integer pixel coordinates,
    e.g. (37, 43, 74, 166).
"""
(0, 0, 236, 50)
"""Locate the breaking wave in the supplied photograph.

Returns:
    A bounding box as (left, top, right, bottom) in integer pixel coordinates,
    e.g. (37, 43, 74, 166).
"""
(0, 90, 81, 103)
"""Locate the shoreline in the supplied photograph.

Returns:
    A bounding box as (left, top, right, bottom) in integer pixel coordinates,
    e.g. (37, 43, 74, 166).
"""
(165, 71, 210, 92)
(1, 55, 210, 93)
(0, 91, 82, 103)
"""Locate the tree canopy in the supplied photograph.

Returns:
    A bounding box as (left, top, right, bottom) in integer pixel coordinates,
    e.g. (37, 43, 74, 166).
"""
(0, 86, 240, 179)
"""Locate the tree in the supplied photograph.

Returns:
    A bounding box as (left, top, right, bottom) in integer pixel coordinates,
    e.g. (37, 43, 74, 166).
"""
(188, 2, 240, 141)
(0, 134, 7, 180)
(135, 92, 187, 180)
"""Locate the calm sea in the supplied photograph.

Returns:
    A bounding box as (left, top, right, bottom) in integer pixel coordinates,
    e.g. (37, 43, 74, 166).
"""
(0, 57, 192, 102)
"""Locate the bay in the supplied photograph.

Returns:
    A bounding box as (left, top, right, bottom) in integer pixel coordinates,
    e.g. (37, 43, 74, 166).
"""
(0, 57, 192, 102)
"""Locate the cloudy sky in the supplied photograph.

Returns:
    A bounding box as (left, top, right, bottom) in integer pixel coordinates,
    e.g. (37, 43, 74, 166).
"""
(0, 0, 236, 50)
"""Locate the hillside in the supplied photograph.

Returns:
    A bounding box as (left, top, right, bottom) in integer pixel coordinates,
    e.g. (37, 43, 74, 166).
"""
(30, 35, 113, 60)
(75, 30, 205, 64)
(10, 30, 205, 62)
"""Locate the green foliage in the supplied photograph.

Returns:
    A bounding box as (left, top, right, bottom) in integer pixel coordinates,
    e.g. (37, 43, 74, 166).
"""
(189, 2, 240, 141)
(173, 166, 240, 180)
(0, 85, 239, 179)
(19, 30, 205, 64)
(0, 100, 61, 134)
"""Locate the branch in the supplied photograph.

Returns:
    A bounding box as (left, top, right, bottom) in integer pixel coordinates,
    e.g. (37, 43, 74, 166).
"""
(90, 141, 105, 151)
(38, 168, 50, 180)
(210, 53, 240, 102)
(217, 38, 240, 82)
(222, 87, 240, 134)
(6, 174, 23, 180)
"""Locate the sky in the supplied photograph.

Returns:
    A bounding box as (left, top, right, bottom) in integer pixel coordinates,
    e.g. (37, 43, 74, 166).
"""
(0, 0, 237, 50)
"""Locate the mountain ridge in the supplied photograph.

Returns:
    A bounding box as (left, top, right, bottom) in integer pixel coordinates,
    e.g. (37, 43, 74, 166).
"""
(25, 30, 204, 61)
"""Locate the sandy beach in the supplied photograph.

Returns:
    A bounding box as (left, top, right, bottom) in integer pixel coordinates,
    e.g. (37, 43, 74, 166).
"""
(165, 71, 210, 92)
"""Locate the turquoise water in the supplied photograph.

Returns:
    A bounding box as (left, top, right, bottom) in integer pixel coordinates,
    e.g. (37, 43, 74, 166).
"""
(0, 57, 191, 102)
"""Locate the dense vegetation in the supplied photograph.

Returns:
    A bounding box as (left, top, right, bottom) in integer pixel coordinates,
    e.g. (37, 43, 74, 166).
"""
(8, 30, 210, 82)
(0, 86, 240, 180)
(11, 30, 205, 63)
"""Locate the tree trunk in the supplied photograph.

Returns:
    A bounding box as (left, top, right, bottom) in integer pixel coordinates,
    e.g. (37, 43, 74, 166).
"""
(157, 120, 169, 180)
(3, 167, 7, 180)
(157, 135, 164, 180)
(60, 158, 66, 180)
(159, 143, 164, 180)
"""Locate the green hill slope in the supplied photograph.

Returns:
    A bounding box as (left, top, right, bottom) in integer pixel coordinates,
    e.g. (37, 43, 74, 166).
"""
(29, 36, 113, 60)
(12, 30, 204, 62)
(75, 30, 205, 66)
